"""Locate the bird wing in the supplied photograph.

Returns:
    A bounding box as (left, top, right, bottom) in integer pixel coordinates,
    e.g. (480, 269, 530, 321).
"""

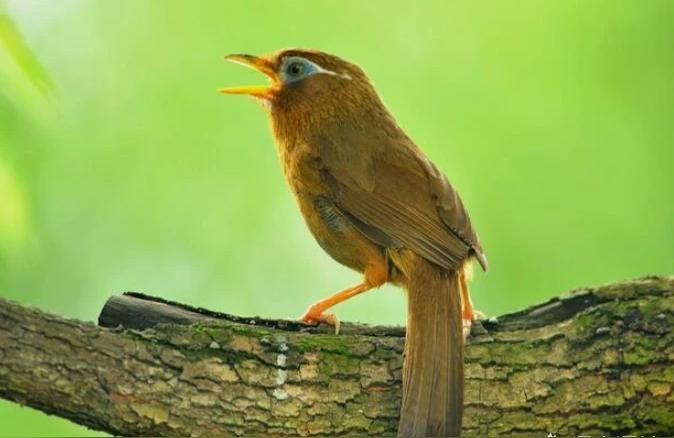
(315, 130, 487, 272)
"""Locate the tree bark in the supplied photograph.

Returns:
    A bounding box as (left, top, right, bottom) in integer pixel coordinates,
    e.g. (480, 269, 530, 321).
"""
(0, 276, 672, 436)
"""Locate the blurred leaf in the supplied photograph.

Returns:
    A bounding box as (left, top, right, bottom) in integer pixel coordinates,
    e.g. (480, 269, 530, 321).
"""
(0, 6, 53, 96)
(0, 5, 54, 120)
(0, 6, 49, 263)
(0, 150, 29, 255)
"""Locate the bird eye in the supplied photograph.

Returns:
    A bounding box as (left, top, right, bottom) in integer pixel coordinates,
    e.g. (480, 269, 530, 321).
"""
(286, 61, 305, 78)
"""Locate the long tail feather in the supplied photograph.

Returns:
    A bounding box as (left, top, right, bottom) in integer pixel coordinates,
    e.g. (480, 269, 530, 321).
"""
(398, 260, 464, 437)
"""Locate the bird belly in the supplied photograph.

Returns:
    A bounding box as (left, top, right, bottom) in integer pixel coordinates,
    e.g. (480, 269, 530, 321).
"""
(298, 193, 382, 274)
(282, 144, 385, 274)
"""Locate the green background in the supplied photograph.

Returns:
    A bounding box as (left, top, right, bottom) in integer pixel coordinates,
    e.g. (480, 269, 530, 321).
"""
(1, 0, 673, 435)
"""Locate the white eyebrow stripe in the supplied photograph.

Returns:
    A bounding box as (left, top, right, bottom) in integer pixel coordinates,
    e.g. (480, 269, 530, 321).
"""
(310, 61, 352, 81)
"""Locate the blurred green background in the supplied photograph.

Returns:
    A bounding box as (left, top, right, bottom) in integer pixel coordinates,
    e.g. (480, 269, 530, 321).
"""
(1, 0, 673, 435)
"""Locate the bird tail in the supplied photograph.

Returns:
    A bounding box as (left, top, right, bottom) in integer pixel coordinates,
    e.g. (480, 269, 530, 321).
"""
(398, 259, 465, 437)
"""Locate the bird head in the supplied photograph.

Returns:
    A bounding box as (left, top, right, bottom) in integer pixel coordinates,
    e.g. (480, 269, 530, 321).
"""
(220, 49, 391, 142)
(219, 48, 370, 102)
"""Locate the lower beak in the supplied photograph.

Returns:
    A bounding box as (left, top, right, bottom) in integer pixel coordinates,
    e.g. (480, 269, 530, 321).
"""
(219, 54, 278, 99)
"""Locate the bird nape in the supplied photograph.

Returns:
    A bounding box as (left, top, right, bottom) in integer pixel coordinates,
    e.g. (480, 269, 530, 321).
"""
(220, 48, 487, 438)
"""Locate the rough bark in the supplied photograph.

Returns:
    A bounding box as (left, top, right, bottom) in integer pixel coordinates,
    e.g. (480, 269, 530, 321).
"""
(0, 275, 672, 437)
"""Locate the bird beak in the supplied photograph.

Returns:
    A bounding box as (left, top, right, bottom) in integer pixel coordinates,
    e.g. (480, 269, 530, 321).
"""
(219, 54, 279, 99)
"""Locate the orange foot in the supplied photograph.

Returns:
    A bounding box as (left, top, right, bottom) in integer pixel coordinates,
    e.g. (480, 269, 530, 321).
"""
(462, 306, 485, 340)
(298, 304, 341, 335)
(295, 274, 386, 335)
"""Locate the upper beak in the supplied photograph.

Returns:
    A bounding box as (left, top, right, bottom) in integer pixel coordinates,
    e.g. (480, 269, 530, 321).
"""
(219, 54, 278, 99)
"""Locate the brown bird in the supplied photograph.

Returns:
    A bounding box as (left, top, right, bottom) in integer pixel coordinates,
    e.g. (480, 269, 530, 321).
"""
(220, 49, 487, 437)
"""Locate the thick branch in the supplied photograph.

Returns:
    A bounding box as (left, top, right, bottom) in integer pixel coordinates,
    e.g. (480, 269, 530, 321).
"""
(0, 276, 672, 436)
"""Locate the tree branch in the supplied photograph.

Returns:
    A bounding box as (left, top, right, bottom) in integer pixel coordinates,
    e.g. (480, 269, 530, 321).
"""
(0, 276, 672, 436)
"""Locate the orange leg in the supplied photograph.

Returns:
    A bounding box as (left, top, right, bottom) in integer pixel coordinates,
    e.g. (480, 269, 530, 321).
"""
(460, 269, 475, 323)
(299, 264, 387, 334)
(459, 268, 483, 338)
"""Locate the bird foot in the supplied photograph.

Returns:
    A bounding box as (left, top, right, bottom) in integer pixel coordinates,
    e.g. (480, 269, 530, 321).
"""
(473, 309, 486, 320)
(298, 305, 341, 335)
(462, 308, 486, 340)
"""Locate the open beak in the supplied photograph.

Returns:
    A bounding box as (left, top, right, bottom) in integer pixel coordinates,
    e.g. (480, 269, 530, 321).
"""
(219, 54, 278, 99)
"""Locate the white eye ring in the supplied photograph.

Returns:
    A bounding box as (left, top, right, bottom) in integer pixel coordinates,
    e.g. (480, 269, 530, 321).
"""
(279, 56, 352, 83)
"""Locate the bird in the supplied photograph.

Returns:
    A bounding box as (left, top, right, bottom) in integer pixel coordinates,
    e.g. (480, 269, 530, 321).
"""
(219, 48, 487, 437)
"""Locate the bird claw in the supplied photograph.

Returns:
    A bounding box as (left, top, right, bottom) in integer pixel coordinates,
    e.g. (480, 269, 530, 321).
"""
(462, 308, 486, 341)
(298, 306, 341, 335)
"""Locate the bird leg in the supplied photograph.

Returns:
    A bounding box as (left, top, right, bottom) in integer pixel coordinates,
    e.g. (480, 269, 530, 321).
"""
(460, 268, 484, 339)
(298, 264, 387, 334)
(298, 282, 370, 334)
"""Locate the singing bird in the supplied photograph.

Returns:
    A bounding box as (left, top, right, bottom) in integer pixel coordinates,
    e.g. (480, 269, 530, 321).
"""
(220, 49, 487, 437)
